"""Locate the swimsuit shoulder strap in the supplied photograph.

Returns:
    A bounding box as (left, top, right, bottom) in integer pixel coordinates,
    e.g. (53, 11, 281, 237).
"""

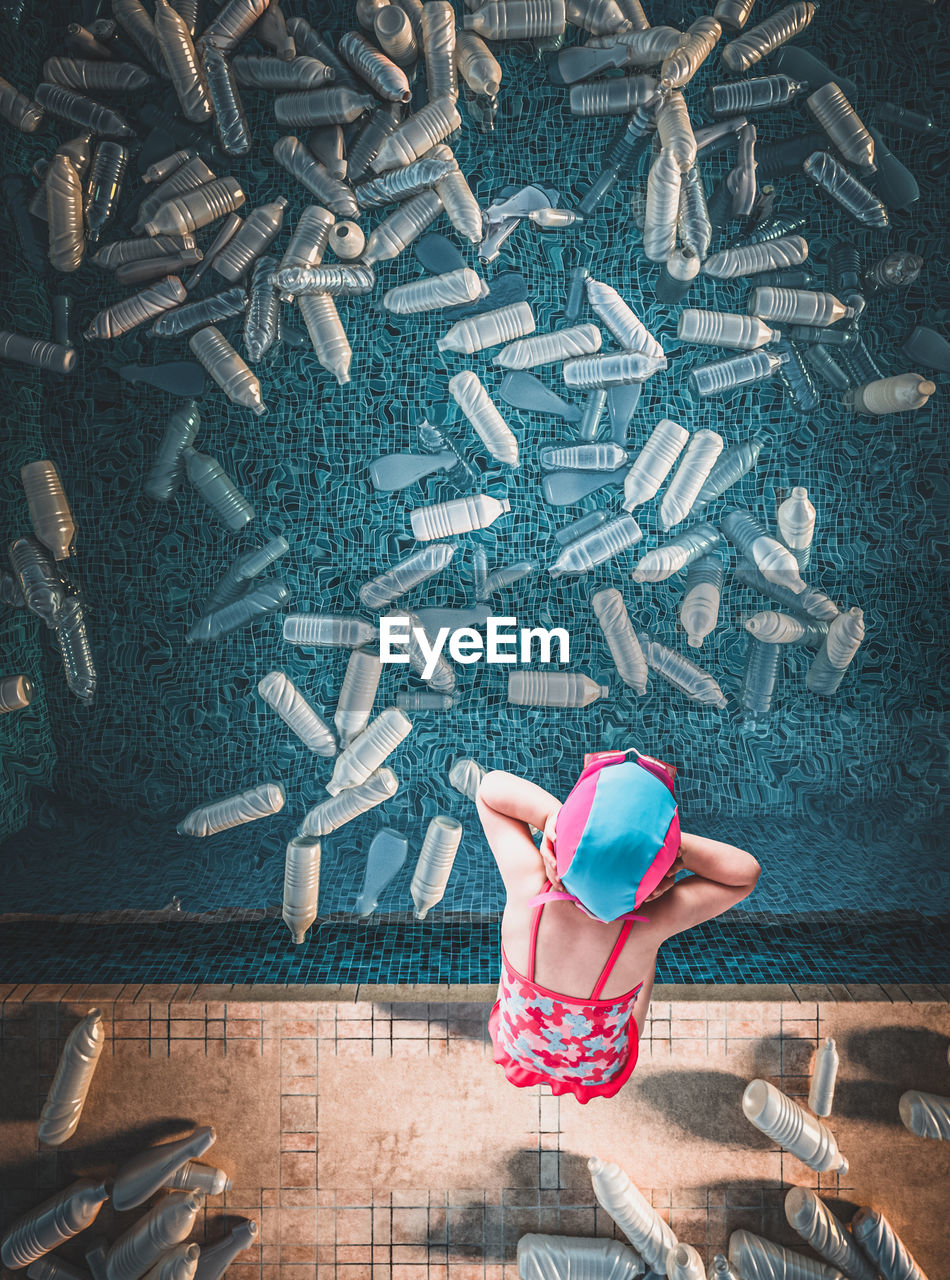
(589, 919, 634, 1001)
(526, 878, 551, 983)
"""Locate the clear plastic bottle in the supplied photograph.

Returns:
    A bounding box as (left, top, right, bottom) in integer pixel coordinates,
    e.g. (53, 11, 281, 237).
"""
(112, 1130, 216, 1212)
(301, 767, 398, 836)
(383, 267, 485, 314)
(659, 430, 723, 530)
(276, 264, 375, 295)
(742, 1079, 847, 1173)
(540, 442, 628, 470)
(562, 350, 666, 388)
(585, 279, 663, 358)
(643, 147, 681, 262)
(339, 30, 411, 102)
(749, 287, 853, 328)
(448, 757, 485, 803)
(34, 82, 133, 138)
(588, 1158, 677, 1273)
(449, 371, 519, 466)
(729, 1232, 844, 1280)
(688, 349, 787, 398)
(1, 1181, 110, 1269)
(776, 337, 820, 413)
(134, 156, 217, 236)
(659, 14, 720, 88)
(421, 2, 457, 101)
(740, 635, 780, 716)
(244, 255, 281, 363)
(258, 671, 337, 755)
(55, 596, 97, 702)
(374, 6, 418, 66)
(548, 514, 642, 576)
(232, 54, 332, 89)
(517, 1240, 644, 1280)
(851, 1208, 926, 1280)
(335, 648, 383, 745)
(455, 30, 500, 95)
(721, 507, 806, 592)
(507, 671, 609, 707)
(192, 1220, 258, 1280)
(410, 494, 510, 541)
(212, 197, 287, 281)
(702, 234, 808, 280)
(638, 632, 728, 707)
(363, 188, 444, 264)
(679, 552, 724, 647)
(154, 0, 212, 122)
(355, 827, 408, 915)
(736, 559, 838, 623)
(345, 102, 404, 182)
(360, 544, 455, 611)
(802, 150, 888, 229)
(720, 1, 815, 74)
(284, 614, 378, 647)
(84, 277, 187, 341)
(187, 580, 290, 643)
(203, 538, 289, 615)
(727, 121, 758, 218)
(273, 85, 376, 127)
(198, 0, 268, 53)
(569, 74, 660, 116)
(278, 205, 334, 281)
(0, 675, 33, 712)
(37, 1009, 104, 1147)
(656, 246, 701, 303)
(577, 388, 608, 441)
(272, 136, 357, 217)
(785, 1188, 874, 1280)
(743, 611, 827, 646)
(431, 152, 480, 246)
(355, 152, 456, 208)
(164, 1163, 231, 1195)
(21, 461, 75, 561)
(297, 292, 352, 384)
(45, 155, 84, 274)
(438, 301, 535, 354)
(144, 176, 246, 236)
(591, 588, 648, 693)
(807, 1037, 839, 1118)
(372, 98, 462, 172)
(177, 782, 285, 836)
(899, 1090, 950, 1141)
(623, 418, 688, 510)
(633, 523, 722, 582)
(845, 372, 936, 415)
(0, 75, 44, 132)
(708, 73, 803, 117)
(182, 445, 255, 530)
(565, 0, 627, 36)
(479, 560, 537, 597)
(677, 309, 779, 350)
(188, 326, 265, 415)
(805, 606, 864, 695)
(806, 82, 875, 172)
(776, 486, 815, 570)
(9, 537, 66, 628)
(85, 141, 128, 247)
(410, 815, 463, 918)
(462, 0, 566, 40)
(280, 836, 320, 943)
(495, 324, 601, 371)
(656, 91, 696, 172)
(677, 165, 712, 261)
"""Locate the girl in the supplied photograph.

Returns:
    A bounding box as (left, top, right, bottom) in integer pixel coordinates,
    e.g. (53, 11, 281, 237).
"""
(476, 754, 761, 1103)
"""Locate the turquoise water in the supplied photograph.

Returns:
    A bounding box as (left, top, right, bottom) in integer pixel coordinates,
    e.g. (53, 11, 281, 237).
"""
(0, 0, 947, 967)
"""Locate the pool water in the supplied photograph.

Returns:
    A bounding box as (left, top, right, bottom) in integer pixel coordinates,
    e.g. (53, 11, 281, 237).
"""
(1, 0, 947, 982)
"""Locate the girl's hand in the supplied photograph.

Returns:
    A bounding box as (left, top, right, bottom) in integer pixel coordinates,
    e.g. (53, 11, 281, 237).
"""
(643, 853, 685, 904)
(539, 807, 563, 891)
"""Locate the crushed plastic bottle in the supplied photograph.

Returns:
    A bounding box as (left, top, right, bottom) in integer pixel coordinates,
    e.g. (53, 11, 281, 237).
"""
(507, 671, 609, 707)
(276, 264, 375, 296)
(802, 150, 888, 228)
(677, 165, 712, 260)
(656, 91, 696, 172)
(300, 767, 399, 836)
(720, 1, 815, 74)
(323, 707, 414, 798)
(258, 671, 337, 755)
(356, 153, 456, 208)
(244, 255, 281, 362)
(448, 757, 486, 803)
(637, 632, 728, 707)
(212, 197, 287, 281)
(410, 493, 510, 540)
(177, 782, 285, 836)
(585, 279, 663, 358)
(633, 523, 722, 582)
(155, 0, 212, 123)
(807, 82, 875, 173)
(45, 155, 84, 274)
(1, 1180, 110, 1269)
(55, 596, 97, 702)
(736, 558, 838, 623)
(272, 136, 358, 216)
(659, 430, 723, 529)
(702, 234, 808, 280)
(659, 14, 720, 88)
(332, 647, 381, 746)
(750, 286, 854, 328)
(203, 536, 289, 614)
(721, 507, 806, 592)
(623, 418, 689, 510)
(104, 1193, 205, 1280)
(34, 82, 133, 138)
(85, 141, 128, 247)
(360, 543, 455, 611)
(384, 267, 485, 313)
(0, 74, 44, 132)
(449, 371, 520, 466)
(339, 29, 411, 102)
(37, 1009, 104, 1147)
(743, 612, 827, 646)
(845, 372, 936, 415)
(549, 514, 641, 575)
(112, 1130, 216, 1213)
(642, 148, 681, 262)
(185, 580, 290, 643)
(805, 606, 864, 695)
(785, 1188, 873, 1280)
(742, 1079, 847, 1173)
(677, 309, 779, 350)
(283, 614, 378, 647)
(9, 537, 66, 628)
(233, 53, 334, 88)
(495, 324, 602, 371)
(479, 560, 537, 597)
(591, 588, 648, 693)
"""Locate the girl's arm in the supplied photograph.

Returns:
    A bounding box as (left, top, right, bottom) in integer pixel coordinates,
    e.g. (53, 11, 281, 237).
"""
(642, 830, 761, 941)
(475, 771, 561, 891)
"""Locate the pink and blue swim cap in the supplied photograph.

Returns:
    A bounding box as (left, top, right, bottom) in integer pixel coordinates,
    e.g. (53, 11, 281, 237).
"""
(552, 749, 681, 923)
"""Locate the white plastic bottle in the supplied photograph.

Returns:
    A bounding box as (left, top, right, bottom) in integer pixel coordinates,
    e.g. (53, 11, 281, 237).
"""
(659, 430, 723, 529)
(192, 1220, 258, 1280)
(112, 1129, 216, 1212)
(360, 544, 456, 611)
(448, 757, 486, 802)
(326, 706, 412, 795)
(282, 836, 320, 943)
(494, 324, 602, 370)
(283, 614, 378, 648)
(587, 1158, 677, 1273)
(742, 1079, 848, 1173)
(805, 606, 865, 695)
(297, 291, 352, 384)
(410, 814, 463, 918)
(562, 350, 666, 388)
(637, 633, 728, 708)
(591, 588, 648, 694)
(585, 278, 663, 358)
(851, 1207, 927, 1280)
(702, 234, 808, 279)
(104, 1193, 205, 1280)
(845, 372, 936, 415)
(371, 97, 462, 171)
(1, 1180, 110, 1269)
(539, 443, 628, 471)
(549, 514, 642, 576)
(643, 147, 681, 262)
(898, 1090, 950, 1140)
(140, 1243, 199, 1280)
(449, 371, 520, 466)
(300, 767, 399, 836)
(410, 493, 510, 540)
(362, 188, 444, 265)
(667, 1244, 705, 1280)
(749, 286, 854, 327)
(37, 1010, 105, 1146)
(677, 309, 780, 350)
(806, 82, 875, 172)
(728, 1230, 838, 1280)
(720, 1, 815, 73)
(517, 1235, 644, 1280)
(383, 267, 485, 313)
(720, 507, 807, 592)
(784, 1188, 875, 1280)
(177, 782, 286, 836)
(623, 418, 689, 510)
(164, 1163, 231, 1195)
(335, 648, 383, 746)
(632, 523, 722, 582)
(437, 301, 535, 353)
(507, 672, 609, 707)
(743, 613, 827, 646)
(679, 552, 724, 647)
(656, 91, 697, 172)
(776, 486, 816, 571)
(257, 671, 337, 755)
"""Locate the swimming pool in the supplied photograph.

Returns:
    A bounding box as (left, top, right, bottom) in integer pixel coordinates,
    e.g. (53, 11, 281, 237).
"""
(1, 0, 947, 983)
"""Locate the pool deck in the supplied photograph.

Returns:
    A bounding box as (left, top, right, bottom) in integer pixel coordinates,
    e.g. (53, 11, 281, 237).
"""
(1, 985, 948, 1278)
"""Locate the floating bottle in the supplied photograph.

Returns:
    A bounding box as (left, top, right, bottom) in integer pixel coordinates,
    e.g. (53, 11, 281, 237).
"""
(186, 580, 290, 643)
(332, 648, 381, 747)
(188, 327, 265, 415)
(449, 371, 519, 466)
(145, 403, 201, 502)
(588, 1158, 676, 1273)
(851, 1208, 926, 1280)
(134, 157, 217, 235)
(272, 136, 357, 217)
(508, 672, 608, 708)
(688, 349, 787, 398)
(479, 560, 537, 597)
(845, 372, 936, 415)
(776, 487, 815, 571)
(384, 267, 485, 314)
(105, 1193, 205, 1280)
(339, 29, 410, 102)
(703, 235, 808, 281)
(244, 255, 281, 363)
(622, 419, 689, 511)
(549, 514, 641, 576)
(656, 247, 700, 303)
(46, 155, 85, 275)
(0, 75, 44, 132)
(300, 767, 398, 836)
(742, 1079, 847, 1173)
(85, 277, 187, 341)
(864, 251, 924, 293)
(360, 543, 455, 611)
(144, 177, 246, 236)
(743, 612, 827, 646)
(447, 757, 485, 804)
(55, 597, 97, 702)
(9, 537, 65, 628)
(277, 264, 375, 296)
(0, 676, 33, 712)
(0, 332, 77, 375)
(455, 30, 501, 95)
(740, 635, 780, 716)
(154, 0, 211, 122)
(34, 82, 133, 137)
(212, 198, 287, 281)
(410, 815, 463, 919)
(679, 553, 723, 647)
(463, 0, 566, 40)
(749, 287, 853, 328)
(372, 97, 462, 172)
(37, 1010, 104, 1147)
(807, 1036, 839, 1117)
(659, 431, 723, 529)
(569, 74, 660, 117)
(784, 1188, 873, 1280)
(284, 614, 378, 647)
(637, 632, 728, 707)
(899, 1090, 950, 1141)
(721, 2, 815, 74)
(233, 54, 334, 89)
(327, 707, 412, 794)
(178, 782, 285, 837)
(438, 301, 535, 354)
(802, 150, 888, 228)
(495, 325, 601, 371)
(410, 493, 510, 540)
(540, 443, 627, 471)
(642, 148, 681, 261)
(591, 589, 648, 694)
(708, 73, 802, 116)
(659, 14, 720, 88)
(203, 538, 289, 615)
(805, 606, 864, 695)
(736, 559, 838, 624)
(280, 836, 321, 944)
(721, 507, 806, 592)
(297, 292, 352, 384)
(374, 6, 417, 66)
(355, 152, 455, 208)
(21, 462, 75, 562)
(258, 671, 336, 755)
(728, 1232, 841, 1280)
(355, 827, 408, 915)
(807, 82, 875, 172)
(420, 2, 457, 101)
(1, 1180, 110, 1269)
(113, 1129, 216, 1212)
(634, 523, 722, 582)
(562, 350, 666, 388)
(678, 310, 779, 350)
(584, 279, 662, 359)
(362, 189, 444, 264)
(328, 220, 365, 259)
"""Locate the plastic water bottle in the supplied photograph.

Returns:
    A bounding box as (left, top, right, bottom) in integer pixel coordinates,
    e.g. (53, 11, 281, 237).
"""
(397, 690, 454, 711)
(9, 537, 65, 628)
(272, 136, 357, 217)
(802, 150, 888, 228)
(0, 74, 44, 133)
(54, 596, 97, 702)
(192, 1221, 258, 1280)
(384, 267, 485, 314)
(677, 310, 779, 351)
(742, 1079, 847, 1173)
(362, 188, 444, 264)
(1, 1181, 110, 1269)
(187, 580, 291, 643)
(284, 614, 378, 647)
(863, 251, 923, 293)
(360, 544, 455, 611)
(540, 442, 628, 471)
(244, 255, 281, 363)
(112, 1129, 216, 1212)
(517, 1236, 643, 1280)
(0, 675, 33, 713)
(0, 331, 77, 375)
(462, 0, 567, 40)
(134, 157, 216, 236)
(729, 1232, 841, 1280)
(273, 84, 376, 127)
(339, 30, 410, 102)
(300, 767, 398, 836)
(587, 1158, 677, 1273)
(278, 266, 380, 298)
(455, 30, 501, 95)
(677, 165, 712, 260)
(803, 345, 850, 391)
(708, 74, 803, 116)
(743, 612, 827, 646)
(667, 1244, 705, 1280)
(44, 154, 85, 275)
(409, 815, 463, 919)
(659, 14, 720, 88)
(449, 371, 519, 466)
(203, 537, 289, 614)
(807, 1037, 839, 1117)
(233, 54, 334, 88)
(85, 276, 188, 341)
(749, 287, 854, 328)
(438, 301, 535, 354)
(549, 514, 642, 575)
(163, 1163, 231, 1195)
(563, 350, 666, 389)
(356, 153, 456, 209)
(258, 671, 337, 755)
(448, 757, 486, 803)
(104, 1193, 204, 1280)
(495, 324, 601, 371)
(851, 1208, 927, 1280)
(688, 349, 787, 398)
(679, 553, 724, 648)
(21, 461, 75, 561)
(623, 419, 688, 510)
(356, 827, 409, 915)
(805, 606, 864, 695)
(37, 1010, 104, 1147)
(702, 235, 808, 280)
(740, 636, 780, 716)
(428, 147, 480, 245)
(656, 247, 701, 303)
(585, 279, 662, 358)
(899, 1090, 950, 1141)
(372, 97, 461, 172)
(420, 1, 457, 100)
(633, 523, 722, 582)
(154, 0, 211, 122)
(212, 198, 287, 281)
(576, 388, 608, 441)
(34, 82, 133, 139)
(143, 176, 246, 236)
(776, 337, 820, 413)
(785, 1189, 872, 1280)
(643, 148, 681, 262)
(846, 372, 936, 415)
(659, 430, 723, 529)
(278, 205, 334, 279)
(297, 292, 352, 385)
(480, 560, 537, 597)
(335, 648, 382, 746)
(591, 588, 648, 693)
(507, 671, 609, 707)
(140, 1244, 199, 1280)
(177, 782, 285, 836)
(149, 288, 248, 339)
(714, 0, 754, 28)
(373, 6, 417, 66)
(327, 706, 412, 794)
(279, 836, 320, 944)
(736, 559, 838, 623)
(720, 2, 815, 74)
(183, 447, 254, 530)
(655, 92, 697, 174)
(721, 507, 806, 592)
(637, 632, 728, 707)
(776, 487, 815, 571)
(188, 325, 265, 415)
(807, 82, 875, 172)
(411, 493, 510, 540)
